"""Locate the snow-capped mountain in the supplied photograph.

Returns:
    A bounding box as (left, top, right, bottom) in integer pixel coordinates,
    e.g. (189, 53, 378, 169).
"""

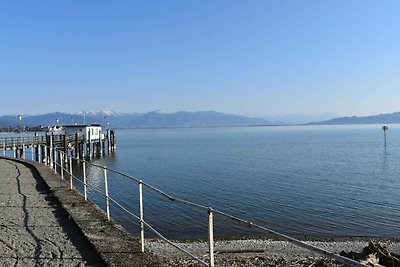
(0, 111, 270, 128)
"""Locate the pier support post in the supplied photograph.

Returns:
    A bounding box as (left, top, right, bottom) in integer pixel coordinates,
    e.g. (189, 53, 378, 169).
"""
(63, 134, 68, 162)
(75, 132, 80, 160)
(208, 208, 215, 267)
(45, 135, 50, 165)
(41, 144, 46, 163)
(139, 180, 145, 253)
(35, 143, 39, 162)
(107, 130, 111, 154)
(88, 135, 92, 159)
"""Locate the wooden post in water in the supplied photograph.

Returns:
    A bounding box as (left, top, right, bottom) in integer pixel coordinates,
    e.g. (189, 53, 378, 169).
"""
(41, 144, 46, 163)
(100, 133, 104, 155)
(34, 133, 39, 161)
(107, 130, 111, 154)
(75, 132, 79, 160)
(382, 125, 389, 147)
(80, 142, 84, 159)
(45, 135, 50, 165)
(63, 134, 68, 163)
(110, 130, 116, 152)
(88, 134, 92, 159)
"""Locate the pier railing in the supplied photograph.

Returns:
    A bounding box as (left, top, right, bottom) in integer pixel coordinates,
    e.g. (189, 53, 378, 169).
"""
(1, 138, 368, 267)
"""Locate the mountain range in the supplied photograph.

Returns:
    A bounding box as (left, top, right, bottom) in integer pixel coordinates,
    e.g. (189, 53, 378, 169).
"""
(310, 112, 400, 125)
(1, 110, 399, 129)
(0, 111, 271, 129)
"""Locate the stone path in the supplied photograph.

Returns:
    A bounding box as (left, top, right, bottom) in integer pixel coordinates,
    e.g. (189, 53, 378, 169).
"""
(0, 159, 105, 267)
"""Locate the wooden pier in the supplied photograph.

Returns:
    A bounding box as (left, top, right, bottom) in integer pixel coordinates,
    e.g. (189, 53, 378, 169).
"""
(0, 128, 116, 161)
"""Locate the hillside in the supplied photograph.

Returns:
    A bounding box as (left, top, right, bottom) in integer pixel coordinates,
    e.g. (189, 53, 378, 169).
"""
(311, 112, 400, 125)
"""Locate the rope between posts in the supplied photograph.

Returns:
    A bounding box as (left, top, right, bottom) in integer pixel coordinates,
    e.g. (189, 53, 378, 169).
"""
(55, 152, 211, 266)
(142, 220, 210, 266)
(107, 195, 209, 266)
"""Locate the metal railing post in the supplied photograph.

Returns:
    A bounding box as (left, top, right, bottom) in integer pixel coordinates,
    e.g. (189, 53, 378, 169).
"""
(44, 145, 48, 165)
(61, 153, 64, 180)
(104, 169, 110, 221)
(208, 208, 215, 267)
(31, 145, 34, 161)
(38, 145, 42, 163)
(139, 180, 145, 253)
(83, 161, 87, 201)
(69, 155, 73, 190)
(3, 141, 5, 156)
(50, 140, 53, 167)
(54, 148, 57, 174)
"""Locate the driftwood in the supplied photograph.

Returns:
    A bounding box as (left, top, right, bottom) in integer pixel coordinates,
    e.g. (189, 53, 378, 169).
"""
(340, 241, 400, 267)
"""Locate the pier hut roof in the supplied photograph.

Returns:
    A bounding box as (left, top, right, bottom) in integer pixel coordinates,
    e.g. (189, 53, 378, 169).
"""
(63, 124, 101, 127)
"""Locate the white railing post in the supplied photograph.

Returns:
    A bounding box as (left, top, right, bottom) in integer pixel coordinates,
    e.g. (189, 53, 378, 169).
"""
(69, 155, 73, 190)
(61, 153, 64, 180)
(3, 141, 5, 156)
(22, 144, 25, 160)
(83, 161, 87, 201)
(54, 149, 57, 174)
(44, 145, 48, 165)
(50, 139, 53, 167)
(139, 180, 145, 253)
(13, 143, 16, 158)
(104, 169, 110, 221)
(208, 208, 215, 267)
(31, 145, 34, 161)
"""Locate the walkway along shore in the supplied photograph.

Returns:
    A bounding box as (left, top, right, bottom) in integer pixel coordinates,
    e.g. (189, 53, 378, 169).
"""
(0, 157, 162, 267)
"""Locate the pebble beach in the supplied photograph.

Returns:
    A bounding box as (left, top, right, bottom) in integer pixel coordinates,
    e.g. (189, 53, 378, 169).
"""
(147, 238, 400, 266)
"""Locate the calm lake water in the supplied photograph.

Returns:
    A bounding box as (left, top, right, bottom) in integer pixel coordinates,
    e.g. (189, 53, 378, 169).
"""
(5, 125, 400, 239)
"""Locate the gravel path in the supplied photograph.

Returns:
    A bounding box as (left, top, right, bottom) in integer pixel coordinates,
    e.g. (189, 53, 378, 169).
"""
(0, 159, 105, 267)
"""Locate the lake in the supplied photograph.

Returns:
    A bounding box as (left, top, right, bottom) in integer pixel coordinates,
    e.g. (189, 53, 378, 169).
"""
(6, 125, 400, 239)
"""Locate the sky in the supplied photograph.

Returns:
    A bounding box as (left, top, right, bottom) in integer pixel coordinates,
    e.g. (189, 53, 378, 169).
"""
(1, 1, 400, 119)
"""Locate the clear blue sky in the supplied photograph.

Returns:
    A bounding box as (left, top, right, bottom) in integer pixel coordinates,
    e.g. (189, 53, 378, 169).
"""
(1, 1, 399, 118)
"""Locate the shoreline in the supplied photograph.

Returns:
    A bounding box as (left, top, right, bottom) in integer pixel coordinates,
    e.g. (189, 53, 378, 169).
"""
(161, 235, 400, 243)
(147, 237, 400, 266)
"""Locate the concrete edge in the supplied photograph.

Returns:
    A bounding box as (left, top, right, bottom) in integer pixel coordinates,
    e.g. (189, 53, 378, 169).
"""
(1, 157, 164, 267)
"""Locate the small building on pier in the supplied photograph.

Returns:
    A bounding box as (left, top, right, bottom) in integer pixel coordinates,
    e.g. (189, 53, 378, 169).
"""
(63, 124, 102, 142)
